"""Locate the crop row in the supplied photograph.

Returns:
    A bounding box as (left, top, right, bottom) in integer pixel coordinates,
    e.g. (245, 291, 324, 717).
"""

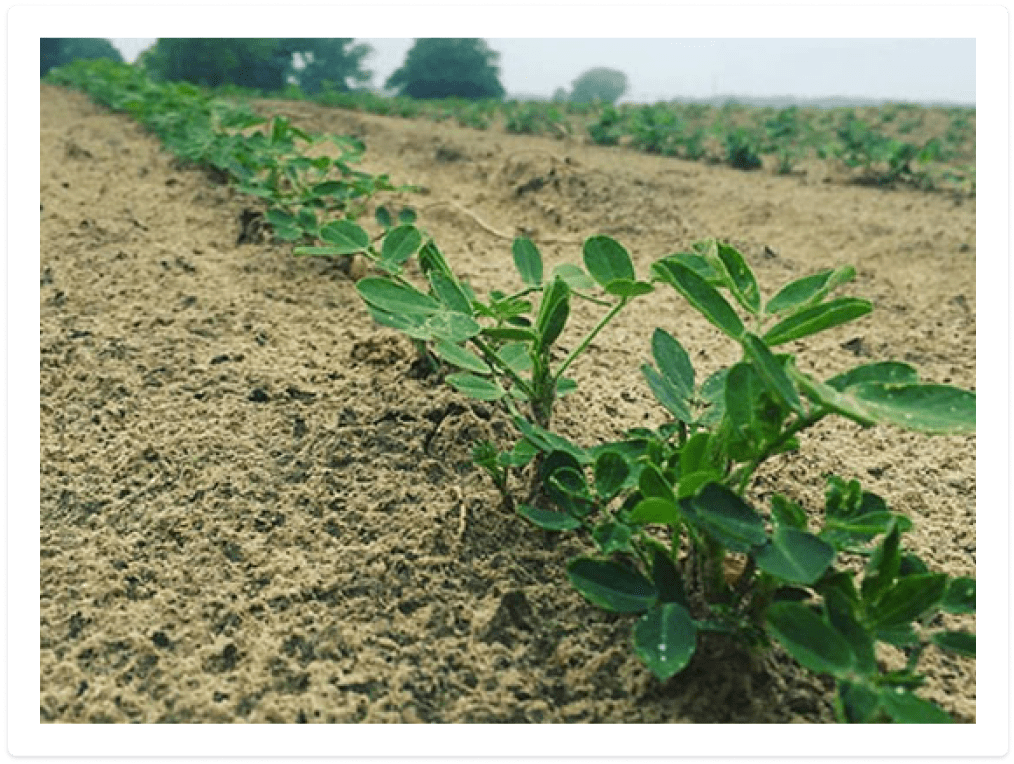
(218, 80, 975, 195)
(45, 60, 976, 723)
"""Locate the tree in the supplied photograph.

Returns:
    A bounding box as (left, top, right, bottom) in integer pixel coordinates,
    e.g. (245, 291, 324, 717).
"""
(141, 39, 290, 90)
(569, 67, 628, 105)
(41, 38, 123, 77)
(285, 39, 373, 94)
(385, 39, 505, 100)
(138, 39, 373, 93)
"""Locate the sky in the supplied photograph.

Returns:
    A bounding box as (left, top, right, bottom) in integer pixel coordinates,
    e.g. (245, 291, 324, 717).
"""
(109, 37, 976, 105)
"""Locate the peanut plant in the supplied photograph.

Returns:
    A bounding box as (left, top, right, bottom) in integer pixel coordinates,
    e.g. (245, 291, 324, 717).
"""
(332, 229, 976, 723)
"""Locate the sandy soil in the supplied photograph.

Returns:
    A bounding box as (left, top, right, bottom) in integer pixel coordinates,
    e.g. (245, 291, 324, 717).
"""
(40, 83, 975, 724)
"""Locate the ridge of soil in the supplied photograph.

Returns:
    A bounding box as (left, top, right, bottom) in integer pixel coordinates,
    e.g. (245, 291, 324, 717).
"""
(40, 83, 975, 724)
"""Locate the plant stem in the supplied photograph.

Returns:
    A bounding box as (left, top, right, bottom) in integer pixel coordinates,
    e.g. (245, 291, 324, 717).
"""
(552, 297, 628, 384)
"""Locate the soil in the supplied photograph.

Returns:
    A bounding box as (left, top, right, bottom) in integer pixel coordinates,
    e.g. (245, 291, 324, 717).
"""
(39, 83, 975, 724)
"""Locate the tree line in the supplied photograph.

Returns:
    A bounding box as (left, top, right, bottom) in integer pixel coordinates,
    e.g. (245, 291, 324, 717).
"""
(41, 38, 629, 104)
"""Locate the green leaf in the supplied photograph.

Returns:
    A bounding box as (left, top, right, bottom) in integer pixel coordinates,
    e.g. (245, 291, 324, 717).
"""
(381, 225, 422, 266)
(638, 463, 675, 503)
(827, 361, 919, 390)
(364, 306, 427, 339)
(641, 364, 694, 422)
(374, 205, 393, 229)
(681, 483, 767, 553)
(742, 333, 805, 415)
(940, 577, 976, 614)
(517, 504, 582, 531)
(633, 603, 698, 680)
(397, 207, 417, 225)
(445, 373, 506, 401)
(265, 208, 296, 227)
(766, 601, 855, 677)
(652, 550, 688, 606)
(629, 497, 682, 527)
(549, 263, 596, 291)
(512, 236, 543, 286)
(762, 297, 873, 346)
(651, 328, 695, 399)
(764, 265, 856, 316)
(319, 219, 370, 253)
(823, 588, 877, 676)
(592, 521, 634, 555)
(706, 240, 761, 314)
(652, 258, 745, 339)
(862, 521, 902, 604)
(566, 557, 658, 613)
(422, 311, 482, 343)
(678, 431, 713, 475)
(356, 277, 441, 316)
(845, 382, 975, 435)
(675, 470, 720, 499)
(535, 277, 570, 350)
(665, 251, 722, 284)
(770, 494, 808, 529)
(604, 279, 654, 298)
(878, 688, 954, 723)
(483, 326, 538, 343)
(583, 235, 635, 287)
(931, 630, 975, 657)
(495, 342, 533, 374)
(754, 526, 835, 584)
(433, 340, 491, 374)
(837, 681, 882, 723)
(428, 270, 473, 315)
(594, 451, 630, 500)
(868, 573, 949, 629)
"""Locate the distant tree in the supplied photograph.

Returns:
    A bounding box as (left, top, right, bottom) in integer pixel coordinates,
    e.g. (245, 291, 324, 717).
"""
(140, 38, 373, 94)
(285, 39, 373, 94)
(141, 39, 290, 90)
(41, 38, 123, 77)
(551, 86, 568, 103)
(569, 67, 628, 105)
(385, 39, 505, 100)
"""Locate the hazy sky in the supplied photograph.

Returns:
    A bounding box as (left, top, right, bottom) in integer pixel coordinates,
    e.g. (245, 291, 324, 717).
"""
(111, 37, 975, 105)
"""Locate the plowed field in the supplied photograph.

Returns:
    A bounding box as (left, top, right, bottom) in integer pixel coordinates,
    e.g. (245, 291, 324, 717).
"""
(40, 83, 975, 724)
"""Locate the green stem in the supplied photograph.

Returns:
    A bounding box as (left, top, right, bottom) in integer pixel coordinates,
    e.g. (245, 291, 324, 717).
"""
(469, 335, 537, 401)
(552, 297, 629, 384)
(733, 409, 827, 495)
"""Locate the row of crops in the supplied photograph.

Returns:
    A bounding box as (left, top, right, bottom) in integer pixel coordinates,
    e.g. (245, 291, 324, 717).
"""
(44, 59, 975, 724)
(237, 80, 975, 194)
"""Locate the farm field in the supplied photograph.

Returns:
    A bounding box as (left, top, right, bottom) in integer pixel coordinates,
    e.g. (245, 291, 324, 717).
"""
(40, 81, 975, 724)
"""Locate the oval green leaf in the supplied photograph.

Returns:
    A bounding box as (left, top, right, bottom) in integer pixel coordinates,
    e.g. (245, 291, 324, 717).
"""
(754, 526, 835, 585)
(356, 277, 441, 316)
(742, 333, 805, 415)
(930, 630, 975, 657)
(629, 496, 682, 527)
(594, 450, 630, 500)
(682, 483, 767, 553)
(566, 557, 658, 613)
(652, 328, 695, 399)
(319, 219, 370, 253)
(445, 372, 506, 401)
(433, 340, 490, 374)
(583, 235, 635, 288)
(381, 224, 422, 266)
(517, 504, 582, 531)
(765, 601, 855, 677)
(878, 688, 954, 723)
(512, 236, 543, 286)
(652, 258, 745, 339)
(633, 603, 698, 681)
